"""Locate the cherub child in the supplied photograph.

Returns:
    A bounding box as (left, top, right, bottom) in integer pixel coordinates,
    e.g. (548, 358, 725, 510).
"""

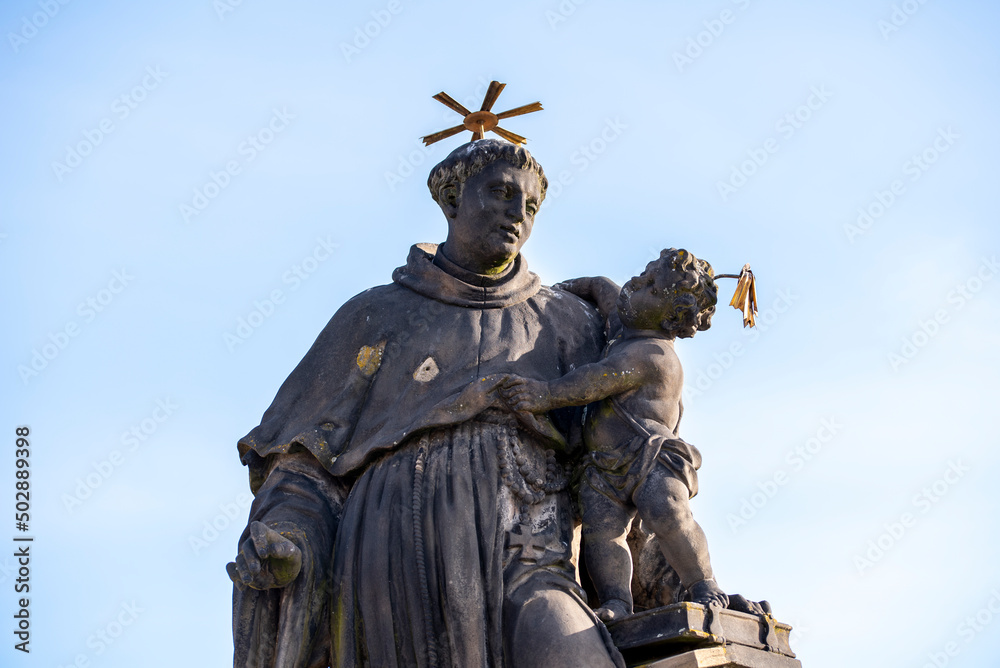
(501, 248, 727, 622)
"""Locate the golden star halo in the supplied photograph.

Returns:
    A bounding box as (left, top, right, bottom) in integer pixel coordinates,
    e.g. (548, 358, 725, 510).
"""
(421, 81, 543, 147)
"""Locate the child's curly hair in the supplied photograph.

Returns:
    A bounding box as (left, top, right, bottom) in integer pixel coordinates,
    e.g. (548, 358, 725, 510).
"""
(647, 248, 718, 336)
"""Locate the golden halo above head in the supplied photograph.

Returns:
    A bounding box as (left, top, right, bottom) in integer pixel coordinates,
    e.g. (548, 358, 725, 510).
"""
(421, 81, 543, 147)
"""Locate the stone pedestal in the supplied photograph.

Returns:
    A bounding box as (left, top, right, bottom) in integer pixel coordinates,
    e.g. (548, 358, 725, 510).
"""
(607, 602, 802, 668)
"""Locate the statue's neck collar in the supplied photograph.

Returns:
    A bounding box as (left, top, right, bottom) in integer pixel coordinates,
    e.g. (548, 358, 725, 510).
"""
(392, 243, 540, 308)
(432, 243, 516, 287)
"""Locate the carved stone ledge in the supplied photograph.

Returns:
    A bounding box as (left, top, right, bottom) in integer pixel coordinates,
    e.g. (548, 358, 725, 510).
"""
(630, 644, 803, 668)
(607, 602, 801, 668)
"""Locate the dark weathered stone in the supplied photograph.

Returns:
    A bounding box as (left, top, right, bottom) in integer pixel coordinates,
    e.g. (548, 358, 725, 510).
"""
(631, 644, 802, 668)
(607, 602, 797, 665)
(228, 138, 799, 667)
(501, 250, 733, 622)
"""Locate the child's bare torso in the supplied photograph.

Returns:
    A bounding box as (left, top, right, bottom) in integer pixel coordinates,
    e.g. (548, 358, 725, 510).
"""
(583, 333, 685, 452)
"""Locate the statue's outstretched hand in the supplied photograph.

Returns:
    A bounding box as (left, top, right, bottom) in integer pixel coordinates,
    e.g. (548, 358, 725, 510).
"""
(227, 521, 302, 590)
(452, 374, 508, 415)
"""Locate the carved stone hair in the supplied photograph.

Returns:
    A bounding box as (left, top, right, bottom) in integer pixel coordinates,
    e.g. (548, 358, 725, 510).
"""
(648, 248, 718, 335)
(427, 139, 548, 206)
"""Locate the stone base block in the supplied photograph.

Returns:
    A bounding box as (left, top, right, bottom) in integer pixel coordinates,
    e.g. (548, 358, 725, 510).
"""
(632, 644, 802, 667)
(607, 602, 801, 667)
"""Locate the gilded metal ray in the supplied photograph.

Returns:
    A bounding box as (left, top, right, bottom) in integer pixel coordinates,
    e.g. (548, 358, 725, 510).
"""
(432, 92, 472, 117)
(493, 126, 527, 145)
(496, 102, 543, 120)
(480, 81, 505, 112)
(421, 124, 467, 146)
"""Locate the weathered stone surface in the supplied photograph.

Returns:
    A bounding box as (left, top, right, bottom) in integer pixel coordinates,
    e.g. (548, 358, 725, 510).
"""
(632, 644, 802, 668)
(228, 134, 799, 668)
(607, 602, 797, 667)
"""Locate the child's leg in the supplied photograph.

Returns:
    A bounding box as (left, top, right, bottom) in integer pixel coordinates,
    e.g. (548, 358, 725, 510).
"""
(632, 464, 728, 608)
(580, 483, 636, 621)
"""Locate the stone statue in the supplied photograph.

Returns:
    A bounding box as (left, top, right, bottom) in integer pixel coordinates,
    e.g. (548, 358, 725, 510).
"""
(228, 139, 800, 668)
(500, 249, 729, 623)
(229, 139, 626, 667)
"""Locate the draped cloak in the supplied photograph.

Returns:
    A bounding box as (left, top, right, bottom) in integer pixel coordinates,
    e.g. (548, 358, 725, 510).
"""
(233, 244, 620, 667)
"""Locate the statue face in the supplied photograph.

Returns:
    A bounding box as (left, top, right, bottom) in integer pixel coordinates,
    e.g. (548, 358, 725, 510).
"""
(617, 272, 671, 331)
(443, 160, 542, 275)
(618, 268, 713, 337)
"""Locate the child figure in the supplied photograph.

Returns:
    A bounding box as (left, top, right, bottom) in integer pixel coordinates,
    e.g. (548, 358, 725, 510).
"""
(501, 248, 727, 622)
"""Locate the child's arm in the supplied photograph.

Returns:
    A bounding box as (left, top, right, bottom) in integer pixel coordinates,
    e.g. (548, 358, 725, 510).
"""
(501, 344, 656, 413)
(554, 276, 621, 320)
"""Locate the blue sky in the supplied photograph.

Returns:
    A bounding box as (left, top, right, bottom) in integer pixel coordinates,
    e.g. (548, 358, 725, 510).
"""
(2, 1, 999, 666)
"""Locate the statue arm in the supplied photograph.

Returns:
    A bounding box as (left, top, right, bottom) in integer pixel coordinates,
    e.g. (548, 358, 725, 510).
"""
(502, 350, 650, 413)
(230, 451, 350, 668)
(230, 451, 347, 587)
(555, 276, 621, 319)
(229, 287, 393, 666)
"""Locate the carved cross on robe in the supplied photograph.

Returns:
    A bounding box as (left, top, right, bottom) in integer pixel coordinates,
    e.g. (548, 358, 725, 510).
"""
(507, 524, 551, 562)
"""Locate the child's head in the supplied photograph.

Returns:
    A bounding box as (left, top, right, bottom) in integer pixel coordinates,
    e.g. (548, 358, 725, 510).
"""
(616, 248, 717, 338)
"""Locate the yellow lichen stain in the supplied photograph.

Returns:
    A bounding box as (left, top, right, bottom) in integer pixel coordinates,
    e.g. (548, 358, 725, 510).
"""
(356, 341, 386, 377)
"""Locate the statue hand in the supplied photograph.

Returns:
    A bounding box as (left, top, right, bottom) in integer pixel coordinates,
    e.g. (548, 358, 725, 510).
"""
(227, 521, 302, 590)
(452, 374, 508, 414)
(500, 376, 554, 413)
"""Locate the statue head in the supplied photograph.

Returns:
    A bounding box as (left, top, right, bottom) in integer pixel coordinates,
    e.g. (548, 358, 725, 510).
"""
(427, 139, 548, 208)
(428, 140, 548, 275)
(617, 248, 718, 338)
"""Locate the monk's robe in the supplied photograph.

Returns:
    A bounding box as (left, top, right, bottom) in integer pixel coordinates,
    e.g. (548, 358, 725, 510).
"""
(233, 243, 621, 668)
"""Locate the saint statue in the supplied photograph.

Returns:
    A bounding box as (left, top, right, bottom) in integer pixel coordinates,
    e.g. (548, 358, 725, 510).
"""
(229, 139, 628, 668)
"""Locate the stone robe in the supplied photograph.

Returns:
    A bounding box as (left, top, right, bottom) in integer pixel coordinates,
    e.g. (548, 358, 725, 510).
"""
(233, 244, 620, 667)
